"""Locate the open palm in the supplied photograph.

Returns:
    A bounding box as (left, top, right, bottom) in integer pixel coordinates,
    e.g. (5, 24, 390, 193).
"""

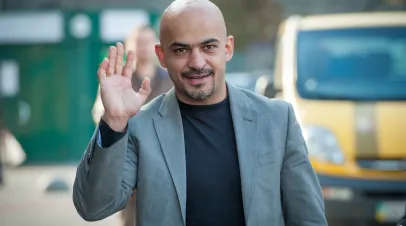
(98, 42, 151, 131)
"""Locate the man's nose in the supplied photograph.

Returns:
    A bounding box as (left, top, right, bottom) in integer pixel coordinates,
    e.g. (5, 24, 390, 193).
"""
(188, 49, 206, 69)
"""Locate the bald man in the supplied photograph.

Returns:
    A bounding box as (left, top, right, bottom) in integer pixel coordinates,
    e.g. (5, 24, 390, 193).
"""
(73, 1, 327, 226)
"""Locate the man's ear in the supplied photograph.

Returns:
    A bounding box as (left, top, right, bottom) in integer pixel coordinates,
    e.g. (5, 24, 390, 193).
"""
(225, 35, 234, 62)
(155, 44, 167, 68)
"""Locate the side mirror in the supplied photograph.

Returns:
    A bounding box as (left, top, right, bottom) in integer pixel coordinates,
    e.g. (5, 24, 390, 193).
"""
(255, 75, 282, 98)
(264, 82, 282, 98)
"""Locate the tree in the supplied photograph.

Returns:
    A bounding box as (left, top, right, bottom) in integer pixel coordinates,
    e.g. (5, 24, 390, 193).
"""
(213, 0, 283, 51)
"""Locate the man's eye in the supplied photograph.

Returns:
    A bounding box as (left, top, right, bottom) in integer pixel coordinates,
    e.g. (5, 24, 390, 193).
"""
(204, 45, 216, 50)
(174, 48, 187, 53)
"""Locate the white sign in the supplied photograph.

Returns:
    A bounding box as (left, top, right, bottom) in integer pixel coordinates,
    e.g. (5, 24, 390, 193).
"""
(0, 60, 19, 97)
(99, 9, 150, 42)
(0, 11, 64, 44)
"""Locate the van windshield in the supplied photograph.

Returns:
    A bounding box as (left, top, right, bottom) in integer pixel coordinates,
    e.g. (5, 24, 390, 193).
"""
(296, 26, 406, 101)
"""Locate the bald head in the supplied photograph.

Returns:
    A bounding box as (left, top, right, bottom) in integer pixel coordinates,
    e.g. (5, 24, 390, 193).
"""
(159, 0, 227, 45)
(154, 0, 234, 105)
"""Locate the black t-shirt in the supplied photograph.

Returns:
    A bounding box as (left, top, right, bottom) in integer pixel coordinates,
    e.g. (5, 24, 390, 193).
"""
(179, 96, 246, 226)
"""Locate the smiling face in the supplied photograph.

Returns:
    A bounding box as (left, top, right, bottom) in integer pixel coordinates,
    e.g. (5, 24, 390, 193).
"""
(155, 0, 234, 105)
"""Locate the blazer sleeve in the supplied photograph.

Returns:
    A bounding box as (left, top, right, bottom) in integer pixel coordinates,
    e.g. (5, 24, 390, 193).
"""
(281, 103, 328, 226)
(72, 124, 138, 221)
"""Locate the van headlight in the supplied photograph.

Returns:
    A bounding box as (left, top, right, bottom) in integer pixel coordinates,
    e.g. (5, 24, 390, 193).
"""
(303, 125, 345, 164)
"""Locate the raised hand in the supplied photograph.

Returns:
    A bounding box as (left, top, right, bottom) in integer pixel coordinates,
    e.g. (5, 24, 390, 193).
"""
(98, 42, 151, 131)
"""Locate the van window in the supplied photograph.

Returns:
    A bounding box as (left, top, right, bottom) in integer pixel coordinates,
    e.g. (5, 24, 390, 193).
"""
(296, 26, 406, 101)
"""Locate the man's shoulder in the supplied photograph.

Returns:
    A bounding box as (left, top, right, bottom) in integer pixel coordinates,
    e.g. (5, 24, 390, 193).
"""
(236, 86, 290, 113)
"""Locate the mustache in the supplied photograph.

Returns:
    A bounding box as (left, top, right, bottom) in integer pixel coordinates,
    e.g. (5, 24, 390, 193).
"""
(181, 67, 213, 77)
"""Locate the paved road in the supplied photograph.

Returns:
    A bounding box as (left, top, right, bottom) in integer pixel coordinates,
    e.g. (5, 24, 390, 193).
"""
(0, 165, 119, 226)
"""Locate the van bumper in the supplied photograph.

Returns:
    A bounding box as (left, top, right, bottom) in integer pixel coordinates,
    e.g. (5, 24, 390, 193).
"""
(317, 174, 406, 225)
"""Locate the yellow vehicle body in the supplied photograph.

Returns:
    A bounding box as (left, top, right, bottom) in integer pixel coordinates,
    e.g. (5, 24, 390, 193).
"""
(272, 12, 406, 225)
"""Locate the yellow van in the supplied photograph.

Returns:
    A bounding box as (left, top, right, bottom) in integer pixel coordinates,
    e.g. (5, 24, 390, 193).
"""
(263, 12, 406, 225)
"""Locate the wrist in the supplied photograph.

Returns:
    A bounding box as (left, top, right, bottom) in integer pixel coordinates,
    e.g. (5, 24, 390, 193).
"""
(102, 114, 128, 132)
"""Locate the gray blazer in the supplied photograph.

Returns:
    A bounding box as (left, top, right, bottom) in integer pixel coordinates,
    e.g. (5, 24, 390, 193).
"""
(73, 83, 327, 226)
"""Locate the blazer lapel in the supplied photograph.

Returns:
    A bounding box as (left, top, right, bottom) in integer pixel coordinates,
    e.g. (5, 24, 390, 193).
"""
(228, 84, 258, 220)
(152, 89, 186, 226)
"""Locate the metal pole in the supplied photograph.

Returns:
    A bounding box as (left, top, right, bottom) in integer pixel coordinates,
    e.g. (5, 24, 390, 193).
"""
(0, 84, 3, 187)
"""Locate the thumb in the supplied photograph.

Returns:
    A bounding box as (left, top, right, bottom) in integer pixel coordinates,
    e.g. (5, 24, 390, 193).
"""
(138, 77, 152, 97)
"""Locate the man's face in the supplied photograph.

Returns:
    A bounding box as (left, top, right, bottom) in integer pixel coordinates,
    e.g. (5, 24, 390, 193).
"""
(136, 29, 157, 63)
(155, 10, 233, 101)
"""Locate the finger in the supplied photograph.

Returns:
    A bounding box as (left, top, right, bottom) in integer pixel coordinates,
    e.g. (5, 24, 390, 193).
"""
(123, 50, 135, 78)
(97, 58, 109, 83)
(115, 42, 124, 75)
(139, 77, 152, 97)
(107, 46, 117, 77)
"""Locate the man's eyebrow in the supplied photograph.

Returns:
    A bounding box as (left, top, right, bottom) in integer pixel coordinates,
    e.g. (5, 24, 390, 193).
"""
(170, 42, 190, 48)
(201, 38, 220, 45)
(169, 38, 220, 48)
